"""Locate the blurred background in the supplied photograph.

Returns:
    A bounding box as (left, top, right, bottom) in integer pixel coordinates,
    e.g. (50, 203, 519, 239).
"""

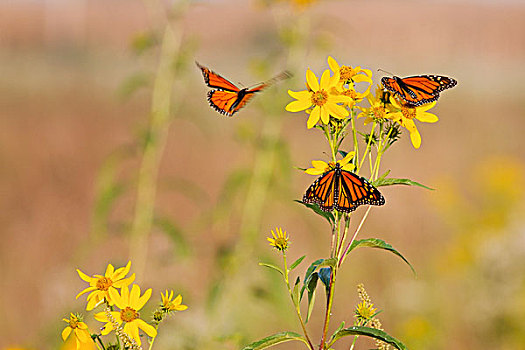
(1, 0, 525, 349)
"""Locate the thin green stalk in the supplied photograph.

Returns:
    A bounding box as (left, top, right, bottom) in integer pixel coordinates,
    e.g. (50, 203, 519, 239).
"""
(129, 24, 182, 276)
(319, 265, 337, 350)
(147, 325, 160, 350)
(357, 121, 376, 174)
(283, 253, 315, 350)
(350, 110, 359, 166)
(339, 206, 372, 267)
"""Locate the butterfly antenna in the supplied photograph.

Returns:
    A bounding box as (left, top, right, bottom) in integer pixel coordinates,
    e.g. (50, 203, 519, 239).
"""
(377, 68, 395, 76)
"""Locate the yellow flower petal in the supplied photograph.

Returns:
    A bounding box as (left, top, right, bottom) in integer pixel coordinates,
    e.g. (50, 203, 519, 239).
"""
(319, 69, 331, 89)
(74, 328, 91, 343)
(104, 264, 115, 277)
(342, 163, 355, 171)
(136, 288, 152, 310)
(320, 106, 330, 124)
(326, 103, 349, 119)
(125, 323, 141, 346)
(352, 74, 372, 84)
(327, 56, 339, 73)
(136, 318, 158, 338)
(416, 112, 438, 123)
(339, 152, 355, 166)
(129, 284, 141, 307)
(112, 274, 135, 288)
(75, 287, 96, 299)
(113, 261, 131, 280)
(410, 128, 421, 149)
(307, 106, 321, 129)
(108, 287, 125, 309)
(287, 89, 311, 100)
(286, 99, 312, 112)
(419, 101, 437, 112)
(306, 69, 319, 91)
(62, 327, 72, 341)
(94, 312, 108, 322)
(77, 270, 92, 283)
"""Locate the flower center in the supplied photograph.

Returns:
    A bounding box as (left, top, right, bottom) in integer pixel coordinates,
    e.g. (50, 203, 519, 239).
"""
(372, 105, 386, 119)
(401, 106, 416, 119)
(120, 307, 139, 322)
(311, 90, 328, 106)
(342, 89, 357, 99)
(68, 318, 79, 329)
(96, 277, 113, 291)
(274, 237, 289, 251)
(339, 66, 355, 82)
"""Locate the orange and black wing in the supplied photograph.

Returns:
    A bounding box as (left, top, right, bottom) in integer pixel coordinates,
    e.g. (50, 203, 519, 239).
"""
(196, 62, 240, 92)
(381, 75, 457, 106)
(335, 170, 385, 213)
(207, 90, 243, 116)
(303, 169, 339, 212)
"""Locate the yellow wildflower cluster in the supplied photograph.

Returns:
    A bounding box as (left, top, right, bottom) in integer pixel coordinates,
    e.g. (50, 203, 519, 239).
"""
(286, 56, 441, 149)
(61, 261, 187, 350)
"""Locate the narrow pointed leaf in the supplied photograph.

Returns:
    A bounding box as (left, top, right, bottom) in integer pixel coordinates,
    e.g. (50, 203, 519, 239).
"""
(328, 321, 346, 344)
(289, 255, 306, 271)
(291, 277, 301, 306)
(294, 200, 335, 224)
(259, 263, 284, 276)
(318, 267, 331, 292)
(346, 238, 416, 275)
(306, 272, 319, 323)
(319, 257, 337, 268)
(241, 331, 308, 350)
(328, 326, 408, 350)
(372, 177, 433, 190)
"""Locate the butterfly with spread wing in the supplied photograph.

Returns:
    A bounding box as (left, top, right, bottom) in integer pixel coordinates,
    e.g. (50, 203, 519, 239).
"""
(381, 75, 457, 107)
(303, 162, 385, 213)
(196, 62, 291, 116)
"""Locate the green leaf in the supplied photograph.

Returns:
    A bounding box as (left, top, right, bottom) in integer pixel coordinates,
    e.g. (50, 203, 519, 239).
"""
(294, 200, 335, 225)
(347, 238, 416, 275)
(241, 331, 308, 350)
(289, 255, 306, 271)
(328, 321, 346, 344)
(259, 263, 284, 276)
(376, 169, 391, 182)
(318, 267, 331, 292)
(319, 257, 337, 268)
(300, 259, 325, 300)
(306, 272, 319, 323)
(372, 177, 434, 190)
(328, 326, 408, 350)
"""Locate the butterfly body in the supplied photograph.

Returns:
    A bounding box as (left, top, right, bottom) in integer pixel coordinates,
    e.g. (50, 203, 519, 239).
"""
(197, 62, 290, 116)
(303, 163, 385, 213)
(381, 75, 457, 106)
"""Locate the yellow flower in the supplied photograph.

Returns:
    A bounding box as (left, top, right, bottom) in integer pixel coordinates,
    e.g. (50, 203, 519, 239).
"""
(286, 69, 352, 129)
(357, 90, 394, 125)
(354, 301, 377, 320)
(389, 97, 438, 149)
(94, 284, 157, 346)
(267, 227, 290, 252)
(161, 290, 188, 312)
(76, 261, 135, 311)
(327, 56, 373, 87)
(305, 151, 355, 175)
(61, 314, 93, 350)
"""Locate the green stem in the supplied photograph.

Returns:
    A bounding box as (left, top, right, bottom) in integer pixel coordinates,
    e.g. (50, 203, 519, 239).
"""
(283, 253, 315, 350)
(319, 266, 337, 350)
(357, 121, 376, 174)
(94, 334, 106, 350)
(339, 206, 372, 267)
(350, 109, 359, 167)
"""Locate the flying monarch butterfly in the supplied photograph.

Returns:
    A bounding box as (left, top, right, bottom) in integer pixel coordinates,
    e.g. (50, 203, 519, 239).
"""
(196, 62, 291, 116)
(303, 163, 385, 213)
(381, 75, 457, 107)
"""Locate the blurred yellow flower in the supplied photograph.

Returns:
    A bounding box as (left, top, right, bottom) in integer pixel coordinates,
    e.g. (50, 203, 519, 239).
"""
(61, 314, 93, 350)
(286, 69, 352, 129)
(305, 151, 355, 175)
(267, 227, 290, 252)
(389, 97, 438, 149)
(161, 290, 188, 312)
(94, 284, 157, 346)
(76, 261, 135, 311)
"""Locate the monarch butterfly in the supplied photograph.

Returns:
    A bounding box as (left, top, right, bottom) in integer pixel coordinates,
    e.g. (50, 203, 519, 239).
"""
(381, 75, 457, 106)
(196, 62, 291, 116)
(303, 163, 385, 213)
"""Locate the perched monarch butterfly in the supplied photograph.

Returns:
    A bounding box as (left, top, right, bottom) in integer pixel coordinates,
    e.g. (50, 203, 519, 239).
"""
(381, 75, 457, 106)
(303, 163, 385, 213)
(196, 62, 291, 116)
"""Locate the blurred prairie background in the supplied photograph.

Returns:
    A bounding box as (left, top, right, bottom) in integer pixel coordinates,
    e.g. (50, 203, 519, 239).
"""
(1, 0, 525, 349)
